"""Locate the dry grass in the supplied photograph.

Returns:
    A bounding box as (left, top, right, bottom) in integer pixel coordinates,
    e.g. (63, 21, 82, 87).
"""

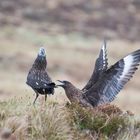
(0, 98, 74, 140)
(0, 98, 140, 140)
(0, 0, 140, 41)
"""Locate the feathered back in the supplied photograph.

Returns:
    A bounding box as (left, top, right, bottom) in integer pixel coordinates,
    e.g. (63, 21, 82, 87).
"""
(32, 55, 47, 70)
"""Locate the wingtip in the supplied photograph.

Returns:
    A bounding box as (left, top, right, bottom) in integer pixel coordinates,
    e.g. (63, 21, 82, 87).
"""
(126, 49, 140, 63)
(102, 39, 107, 49)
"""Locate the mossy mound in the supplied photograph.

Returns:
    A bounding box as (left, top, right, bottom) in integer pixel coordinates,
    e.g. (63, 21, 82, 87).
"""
(67, 103, 140, 140)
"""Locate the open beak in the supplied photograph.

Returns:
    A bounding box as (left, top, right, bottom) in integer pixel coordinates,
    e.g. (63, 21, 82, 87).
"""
(57, 80, 65, 87)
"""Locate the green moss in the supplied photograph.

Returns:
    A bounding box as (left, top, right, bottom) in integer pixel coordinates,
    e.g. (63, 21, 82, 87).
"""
(67, 103, 106, 130)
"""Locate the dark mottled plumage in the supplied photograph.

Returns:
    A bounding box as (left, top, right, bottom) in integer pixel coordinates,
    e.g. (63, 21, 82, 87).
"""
(26, 47, 56, 104)
(58, 41, 140, 107)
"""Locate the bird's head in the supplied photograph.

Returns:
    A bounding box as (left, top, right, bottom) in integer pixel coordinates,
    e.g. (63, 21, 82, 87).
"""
(57, 80, 72, 89)
(32, 47, 47, 70)
(57, 80, 79, 102)
(38, 47, 46, 57)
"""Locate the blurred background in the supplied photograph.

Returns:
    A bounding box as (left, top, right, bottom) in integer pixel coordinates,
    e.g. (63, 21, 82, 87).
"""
(0, 0, 140, 114)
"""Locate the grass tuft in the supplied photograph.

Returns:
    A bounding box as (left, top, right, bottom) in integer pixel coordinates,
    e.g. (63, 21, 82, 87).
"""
(0, 98, 73, 140)
(0, 98, 140, 140)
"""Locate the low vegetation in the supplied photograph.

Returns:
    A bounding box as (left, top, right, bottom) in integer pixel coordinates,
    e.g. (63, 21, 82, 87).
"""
(0, 97, 139, 140)
(67, 103, 140, 139)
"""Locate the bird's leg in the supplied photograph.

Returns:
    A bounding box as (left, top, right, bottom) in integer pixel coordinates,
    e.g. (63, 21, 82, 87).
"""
(45, 94, 47, 102)
(33, 93, 39, 105)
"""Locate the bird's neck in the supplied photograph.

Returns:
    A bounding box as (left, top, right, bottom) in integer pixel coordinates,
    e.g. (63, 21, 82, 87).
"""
(32, 56, 47, 70)
(64, 84, 81, 103)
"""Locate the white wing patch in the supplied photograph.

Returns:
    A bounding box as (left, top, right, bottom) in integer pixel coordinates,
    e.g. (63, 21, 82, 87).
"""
(119, 55, 133, 81)
(102, 42, 106, 68)
(36, 82, 39, 85)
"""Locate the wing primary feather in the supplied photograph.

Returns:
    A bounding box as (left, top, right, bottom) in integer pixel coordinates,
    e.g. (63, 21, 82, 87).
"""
(82, 40, 108, 91)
